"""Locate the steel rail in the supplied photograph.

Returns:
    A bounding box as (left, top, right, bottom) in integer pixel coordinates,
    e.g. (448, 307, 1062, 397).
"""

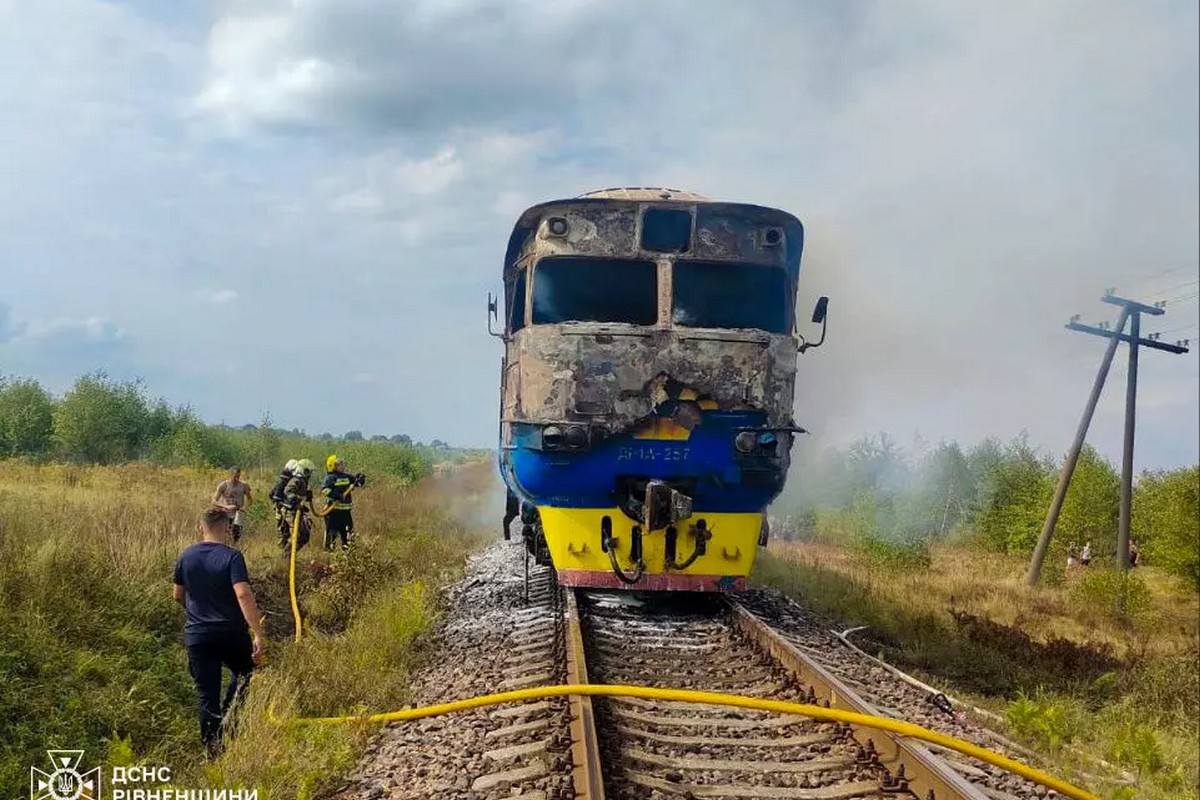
(727, 598, 989, 800)
(564, 589, 606, 799)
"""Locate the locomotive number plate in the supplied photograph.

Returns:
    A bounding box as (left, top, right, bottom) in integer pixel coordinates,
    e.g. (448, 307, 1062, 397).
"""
(618, 446, 691, 462)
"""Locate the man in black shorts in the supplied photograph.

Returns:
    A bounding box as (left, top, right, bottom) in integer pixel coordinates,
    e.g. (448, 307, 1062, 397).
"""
(173, 507, 267, 758)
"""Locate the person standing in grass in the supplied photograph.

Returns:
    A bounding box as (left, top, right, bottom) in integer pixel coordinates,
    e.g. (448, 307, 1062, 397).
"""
(173, 507, 267, 759)
(212, 467, 252, 543)
(321, 454, 365, 551)
(279, 458, 316, 553)
(1080, 540, 1092, 567)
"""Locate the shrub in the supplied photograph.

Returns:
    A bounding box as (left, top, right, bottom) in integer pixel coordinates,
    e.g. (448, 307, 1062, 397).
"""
(1070, 567, 1152, 624)
(52, 373, 150, 463)
(1005, 690, 1084, 752)
(0, 377, 54, 456)
(1133, 466, 1200, 588)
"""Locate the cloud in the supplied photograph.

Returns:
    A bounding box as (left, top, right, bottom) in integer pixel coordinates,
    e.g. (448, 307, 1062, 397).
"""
(192, 0, 638, 136)
(199, 288, 239, 304)
(0, 310, 139, 391)
(24, 316, 125, 343)
(0, 0, 1195, 465)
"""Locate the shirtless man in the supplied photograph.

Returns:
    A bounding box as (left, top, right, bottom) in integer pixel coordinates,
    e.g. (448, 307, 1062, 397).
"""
(213, 467, 252, 543)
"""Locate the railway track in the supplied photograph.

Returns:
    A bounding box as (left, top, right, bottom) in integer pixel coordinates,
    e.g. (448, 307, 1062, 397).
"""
(338, 543, 1064, 800)
(566, 588, 1025, 800)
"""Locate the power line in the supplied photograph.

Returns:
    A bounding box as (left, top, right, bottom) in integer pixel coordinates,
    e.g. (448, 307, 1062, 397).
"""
(1129, 260, 1200, 283)
(1148, 278, 1199, 296)
(1027, 290, 1190, 590)
(1149, 323, 1200, 337)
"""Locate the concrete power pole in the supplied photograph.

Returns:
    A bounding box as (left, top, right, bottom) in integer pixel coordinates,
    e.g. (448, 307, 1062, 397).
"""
(1026, 291, 1190, 585)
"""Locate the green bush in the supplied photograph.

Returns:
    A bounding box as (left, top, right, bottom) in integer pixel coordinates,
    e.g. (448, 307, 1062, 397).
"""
(1134, 466, 1200, 588)
(53, 373, 152, 463)
(974, 439, 1055, 554)
(1005, 690, 1085, 752)
(854, 533, 932, 571)
(0, 377, 54, 456)
(1070, 567, 1152, 623)
(0, 371, 454, 480)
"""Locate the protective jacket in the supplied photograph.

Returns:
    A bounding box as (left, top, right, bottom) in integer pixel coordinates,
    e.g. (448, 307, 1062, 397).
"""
(282, 474, 311, 510)
(269, 468, 295, 505)
(321, 470, 356, 511)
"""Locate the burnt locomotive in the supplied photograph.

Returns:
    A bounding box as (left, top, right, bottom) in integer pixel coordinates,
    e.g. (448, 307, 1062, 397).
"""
(490, 188, 827, 591)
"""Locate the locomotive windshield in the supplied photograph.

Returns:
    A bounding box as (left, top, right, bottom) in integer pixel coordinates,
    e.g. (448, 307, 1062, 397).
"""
(672, 261, 790, 333)
(532, 256, 657, 325)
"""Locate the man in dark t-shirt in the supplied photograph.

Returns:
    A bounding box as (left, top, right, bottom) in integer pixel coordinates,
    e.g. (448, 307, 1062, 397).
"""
(173, 507, 267, 757)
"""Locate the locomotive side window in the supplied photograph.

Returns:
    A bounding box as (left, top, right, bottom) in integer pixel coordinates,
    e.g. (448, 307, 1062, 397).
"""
(509, 269, 527, 333)
(532, 256, 658, 325)
(672, 261, 790, 333)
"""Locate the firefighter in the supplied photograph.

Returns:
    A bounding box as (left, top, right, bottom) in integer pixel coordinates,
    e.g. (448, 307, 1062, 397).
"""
(278, 459, 315, 553)
(269, 459, 297, 542)
(321, 455, 366, 551)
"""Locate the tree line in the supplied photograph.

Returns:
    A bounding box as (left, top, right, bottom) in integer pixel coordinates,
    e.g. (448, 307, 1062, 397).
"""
(775, 432, 1199, 587)
(0, 372, 469, 482)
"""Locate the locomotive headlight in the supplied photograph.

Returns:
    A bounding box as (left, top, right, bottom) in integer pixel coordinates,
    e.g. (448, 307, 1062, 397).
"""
(734, 431, 758, 453)
(542, 425, 565, 449)
(546, 216, 570, 237)
(564, 425, 589, 448)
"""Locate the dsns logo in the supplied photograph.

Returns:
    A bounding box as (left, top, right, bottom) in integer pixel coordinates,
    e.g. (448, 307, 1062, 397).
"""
(30, 750, 101, 800)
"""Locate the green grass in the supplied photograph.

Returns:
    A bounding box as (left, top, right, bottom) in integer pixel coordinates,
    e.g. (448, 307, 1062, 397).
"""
(0, 460, 490, 798)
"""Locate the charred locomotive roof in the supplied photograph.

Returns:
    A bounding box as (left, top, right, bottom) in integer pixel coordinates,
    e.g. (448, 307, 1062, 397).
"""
(578, 187, 710, 201)
(502, 191, 804, 281)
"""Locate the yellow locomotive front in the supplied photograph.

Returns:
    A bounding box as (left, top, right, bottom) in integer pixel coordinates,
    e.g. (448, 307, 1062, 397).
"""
(492, 188, 826, 591)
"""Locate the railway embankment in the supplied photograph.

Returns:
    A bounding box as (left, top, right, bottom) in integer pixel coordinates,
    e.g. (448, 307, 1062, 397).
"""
(755, 543, 1199, 800)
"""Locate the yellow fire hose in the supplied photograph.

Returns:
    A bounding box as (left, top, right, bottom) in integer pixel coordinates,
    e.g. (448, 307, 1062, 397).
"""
(276, 484, 1096, 800)
(287, 506, 304, 641)
(268, 683, 1097, 800)
(286, 483, 357, 641)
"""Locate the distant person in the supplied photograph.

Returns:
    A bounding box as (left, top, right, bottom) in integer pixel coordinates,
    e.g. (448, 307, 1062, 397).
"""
(1066, 544, 1078, 569)
(1080, 540, 1092, 567)
(173, 507, 266, 759)
(1129, 540, 1140, 568)
(321, 455, 366, 551)
(212, 467, 252, 543)
(279, 459, 315, 553)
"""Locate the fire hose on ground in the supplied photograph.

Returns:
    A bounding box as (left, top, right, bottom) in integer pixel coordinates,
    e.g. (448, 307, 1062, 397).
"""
(266, 683, 1099, 800)
(276, 506, 1098, 800)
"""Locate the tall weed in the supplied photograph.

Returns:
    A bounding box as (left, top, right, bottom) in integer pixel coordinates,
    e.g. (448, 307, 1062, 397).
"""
(0, 459, 491, 798)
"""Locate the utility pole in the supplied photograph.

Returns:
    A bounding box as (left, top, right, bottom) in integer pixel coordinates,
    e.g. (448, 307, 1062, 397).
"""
(1026, 290, 1189, 585)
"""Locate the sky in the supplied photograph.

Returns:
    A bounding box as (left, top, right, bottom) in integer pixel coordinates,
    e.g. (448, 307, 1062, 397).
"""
(0, 0, 1197, 468)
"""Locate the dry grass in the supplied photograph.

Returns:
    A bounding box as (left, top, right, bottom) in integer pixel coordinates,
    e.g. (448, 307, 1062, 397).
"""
(755, 542, 1199, 799)
(0, 459, 494, 798)
(772, 542, 1198, 655)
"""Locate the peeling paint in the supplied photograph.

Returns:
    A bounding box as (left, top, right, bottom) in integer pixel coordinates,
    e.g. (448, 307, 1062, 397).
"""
(503, 324, 798, 432)
(500, 192, 804, 440)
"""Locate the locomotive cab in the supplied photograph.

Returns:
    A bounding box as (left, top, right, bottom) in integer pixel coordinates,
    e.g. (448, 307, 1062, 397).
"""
(492, 188, 825, 591)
